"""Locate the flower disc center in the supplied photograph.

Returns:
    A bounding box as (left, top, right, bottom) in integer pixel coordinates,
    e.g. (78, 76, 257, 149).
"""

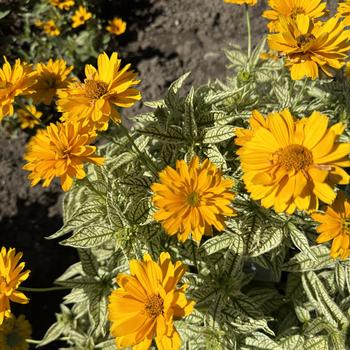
(296, 33, 316, 49)
(276, 144, 313, 172)
(6, 331, 22, 347)
(84, 79, 108, 100)
(342, 219, 350, 232)
(145, 294, 164, 318)
(186, 191, 201, 207)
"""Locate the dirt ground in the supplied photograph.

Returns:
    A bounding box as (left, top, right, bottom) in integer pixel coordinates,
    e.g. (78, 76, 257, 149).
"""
(0, 0, 267, 344)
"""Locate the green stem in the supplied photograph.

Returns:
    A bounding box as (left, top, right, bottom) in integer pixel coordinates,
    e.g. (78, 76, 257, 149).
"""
(15, 100, 46, 128)
(119, 123, 159, 177)
(19, 286, 70, 292)
(245, 4, 252, 62)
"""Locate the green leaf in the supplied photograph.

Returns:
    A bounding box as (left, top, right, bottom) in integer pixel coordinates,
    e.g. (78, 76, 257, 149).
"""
(282, 245, 334, 272)
(78, 249, 99, 276)
(199, 231, 238, 256)
(302, 271, 349, 330)
(125, 197, 150, 224)
(88, 288, 108, 337)
(108, 151, 136, 172)
(137, 124, 185, 144)
(37, 322, 65, 347)
(205, 145, 227, 170)
(106, 192, 126, 230)
(288, 223, 316, 260)
(202, 125, 234, 144)
(278, 335, 304, 350)
(304, 336, 328, 350)
(244, 333, 279, 349)
(48, 201, 104, 239)
(250, 227, 284, 257)
(61, 224, 115, 248)
(164, 72, 191, 106)
(184, 87, 197, 140)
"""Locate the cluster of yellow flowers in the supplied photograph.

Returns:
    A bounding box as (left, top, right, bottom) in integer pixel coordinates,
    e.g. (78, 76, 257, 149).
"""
(0, 247, 31, 350)
(0, 244, 195, 350)
(35, 0, 127, 36)
(0, 53, 141, 191)
(225, 0, 350, 80)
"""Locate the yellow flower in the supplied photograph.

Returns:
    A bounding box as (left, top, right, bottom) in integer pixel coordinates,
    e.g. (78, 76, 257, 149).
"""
(312, 192, 350, 260)
(49, 0, 74, 10)
(268, 14, 350, 80)
(151, 156, 236, 242)
(236, 109, 350, 214)
(0, 248, 30, 326)
(37, 20, 60, 36)
(17, 105, 42, 129)
(57, 52, 141, 131)
(32, 59, 74, 105)
(224, 0, 257, 5)
(106, 17, 126, 36)
(263, 0, 327, 32)
(71, 6, 92, 28)
(0, 57, 36, 120)
(108, 252, 195, 350)
(0, 314, 31, 350)
(23, 121, 104, 191)
(338, 0, 350, 27)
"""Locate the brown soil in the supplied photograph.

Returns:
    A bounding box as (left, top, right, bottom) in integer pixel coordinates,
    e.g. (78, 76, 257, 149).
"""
(0, 0, 267, 345)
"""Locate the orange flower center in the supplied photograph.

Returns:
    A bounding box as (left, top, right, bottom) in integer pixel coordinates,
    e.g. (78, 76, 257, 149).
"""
(145, 294, 164, 318)
(45, 74, 59, 88)
(296, 33, 316, 49)
(186, 191, 201, 207)
(342, 219, 350, 232)
(84, 79, 108, 100)
(275, 144, 313, 171)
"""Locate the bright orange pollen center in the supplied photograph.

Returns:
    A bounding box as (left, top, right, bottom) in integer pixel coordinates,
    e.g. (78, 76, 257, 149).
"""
(84, 79, 108, 100)
(275, 144, 313, 171)
(296, 33, 316, 49)
(145, 294, 164, 318)
(186, 191, 200, 207)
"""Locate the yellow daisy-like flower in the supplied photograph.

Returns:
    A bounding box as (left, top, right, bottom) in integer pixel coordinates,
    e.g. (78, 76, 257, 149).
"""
(108, 252, 195, 350)
(338, 1, 350, 27)
(268, 14, 350, 80)
(17, 105, 42, 129)
(236, 109, 350, 214)
(57, 52, 141, 131)
(71, 6, 92, 28)
(0, 248, 30, 326)
(32, 59, 74, 105)
(106, 17, 127, 36)
(37, 20, 60, 36)
(263, 0, 327, 32)
(49, 0, 74, 10)
(0, 314, 31, 350)
(151, 156, 236, 242)
(0, 57, 36, 120)
(312, 192, 350, 260)
(23, 121, 104, 191)
(224, 0, 257, 5)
